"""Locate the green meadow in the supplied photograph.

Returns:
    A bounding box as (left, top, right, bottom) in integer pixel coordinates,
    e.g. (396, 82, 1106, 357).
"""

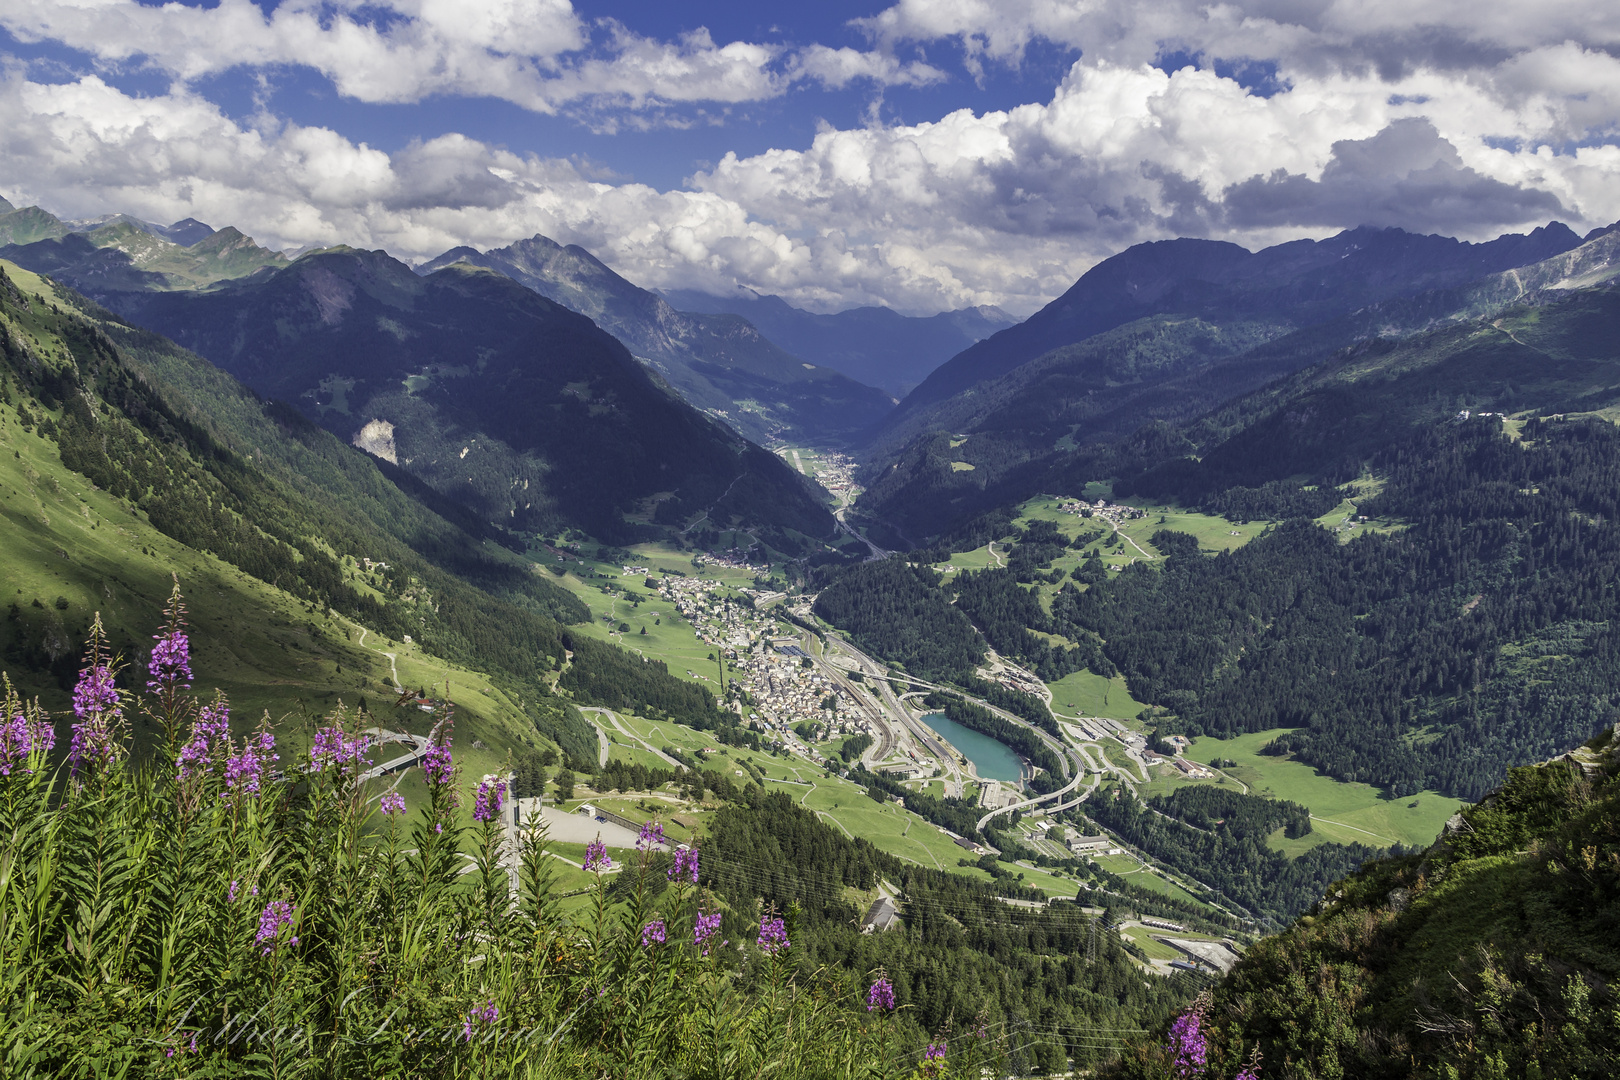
(1182, 729, 1463, 853)
(1046, 670, 1147, 721)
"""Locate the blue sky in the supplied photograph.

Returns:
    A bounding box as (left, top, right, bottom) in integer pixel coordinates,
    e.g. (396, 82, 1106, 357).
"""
(2, 0, 1083, 190)
(1, 0, 1617, 314)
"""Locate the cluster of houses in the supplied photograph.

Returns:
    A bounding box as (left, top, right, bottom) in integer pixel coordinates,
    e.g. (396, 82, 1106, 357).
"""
(694, 551, 771, 574)
(808, 452, 858, 496)
(653, 575, 876, 749)
(731, 643, 871, 746)
(990, 664, 1045, 698)
(1059, 498, 1149, 522)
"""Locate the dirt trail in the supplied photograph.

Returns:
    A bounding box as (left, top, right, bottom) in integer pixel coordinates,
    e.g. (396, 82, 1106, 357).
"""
(357, 627, 402, 693)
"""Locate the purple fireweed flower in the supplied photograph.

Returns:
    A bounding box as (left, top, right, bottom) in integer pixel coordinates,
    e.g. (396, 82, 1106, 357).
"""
(0, 708, 54, 778)
(472, 777, 507, 822)
(71, 663, 119, 721)
(925, 1041, 947, 1060)
(866, 977, 896, 1012)
(147, 630, 192, 692)
(636, 819, 665, 851)
(1234, 1045, 1264, 1080)
(1166, 998, 1210, 1080)
(309, 725, 371, 772)
(255, 900, 298, 955)
(228, 880, 239, 903)
(757, 916, 789, 955)
(421, 740, 454, 786)
(176, 700, 230, 781)
(379, 792, 406, 815)
(694, 910, 722, 956)
(669, 845, 699, 884)
(641, 919, 667, 947)
(462, 1000, 498, 1042)
(224, 731, 278, 796)
(68, 623, 123, 778)
(583, 838, 612, 872)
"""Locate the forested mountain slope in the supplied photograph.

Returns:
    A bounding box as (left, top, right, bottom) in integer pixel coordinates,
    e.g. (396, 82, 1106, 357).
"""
(1110, 730, 1620, 1080)
(0, 259, 747, 767)
(661, 286, 1014, 398)
(74, 247, 834, 547)
(882, 222, 1584, 436)
(857, 223, 1619, 542)
(420, 235, 894, 446)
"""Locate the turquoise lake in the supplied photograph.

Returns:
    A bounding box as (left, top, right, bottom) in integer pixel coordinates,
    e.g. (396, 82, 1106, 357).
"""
(919, 712, 1024, 784)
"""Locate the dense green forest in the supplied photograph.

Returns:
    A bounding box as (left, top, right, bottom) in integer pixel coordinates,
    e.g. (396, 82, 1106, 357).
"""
(811, 559, 985, 678)
(1066, 418, 1620, 799)
(1083, 785, 1380, 924)
(703, 788, 1188, 1074)
(952, 567, 1109, 682)
(1149, 786, 1313, 842)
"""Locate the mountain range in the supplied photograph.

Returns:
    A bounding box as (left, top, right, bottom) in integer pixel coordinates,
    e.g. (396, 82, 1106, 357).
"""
(660, 286, 1014, 398)
(855, 220, 1620, 540)
(418, 236, 894, 446)
(95, 247, 837, 547)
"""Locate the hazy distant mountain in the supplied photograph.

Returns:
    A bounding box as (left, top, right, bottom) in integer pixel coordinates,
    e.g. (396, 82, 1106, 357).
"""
(95, 247, 836, 546)
(0, 201, 71, 246)
(420, 236, 894, 447)
(659, 287, 1015, 397)
(0, 207, 285, 290)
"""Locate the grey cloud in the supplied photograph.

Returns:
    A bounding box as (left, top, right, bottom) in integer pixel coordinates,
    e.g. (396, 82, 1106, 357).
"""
(1222, 118, 1567, 233)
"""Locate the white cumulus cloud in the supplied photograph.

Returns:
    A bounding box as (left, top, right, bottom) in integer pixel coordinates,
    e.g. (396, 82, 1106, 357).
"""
(0, 1, 1617, 315)
(0, 0, 930, 114)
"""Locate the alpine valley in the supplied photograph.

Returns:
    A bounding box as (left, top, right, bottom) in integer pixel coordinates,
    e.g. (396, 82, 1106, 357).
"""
(4, 187, 1619, 1079)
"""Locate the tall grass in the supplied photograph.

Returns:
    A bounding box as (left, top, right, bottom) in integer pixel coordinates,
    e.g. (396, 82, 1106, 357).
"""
(0, 587, 997, 1079)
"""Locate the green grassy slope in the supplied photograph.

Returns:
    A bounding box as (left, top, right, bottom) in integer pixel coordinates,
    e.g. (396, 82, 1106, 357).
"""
(0, 259, 695, 770)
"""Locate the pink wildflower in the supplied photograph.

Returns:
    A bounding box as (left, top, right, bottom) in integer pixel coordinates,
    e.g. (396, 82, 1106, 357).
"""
(176, 700, 230, 781)
(224, 730, 278, 796)
(1167, 996, 1210, 1079)
(68, 620, 123, 778)
(310, 725, 371, 772)
(421, 741, 453, 785)
(867, 977, 895, 1012)
(147, 630, 192, 692)
(0, 707, 53, 778)
(462, 1000, 497, 1041)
